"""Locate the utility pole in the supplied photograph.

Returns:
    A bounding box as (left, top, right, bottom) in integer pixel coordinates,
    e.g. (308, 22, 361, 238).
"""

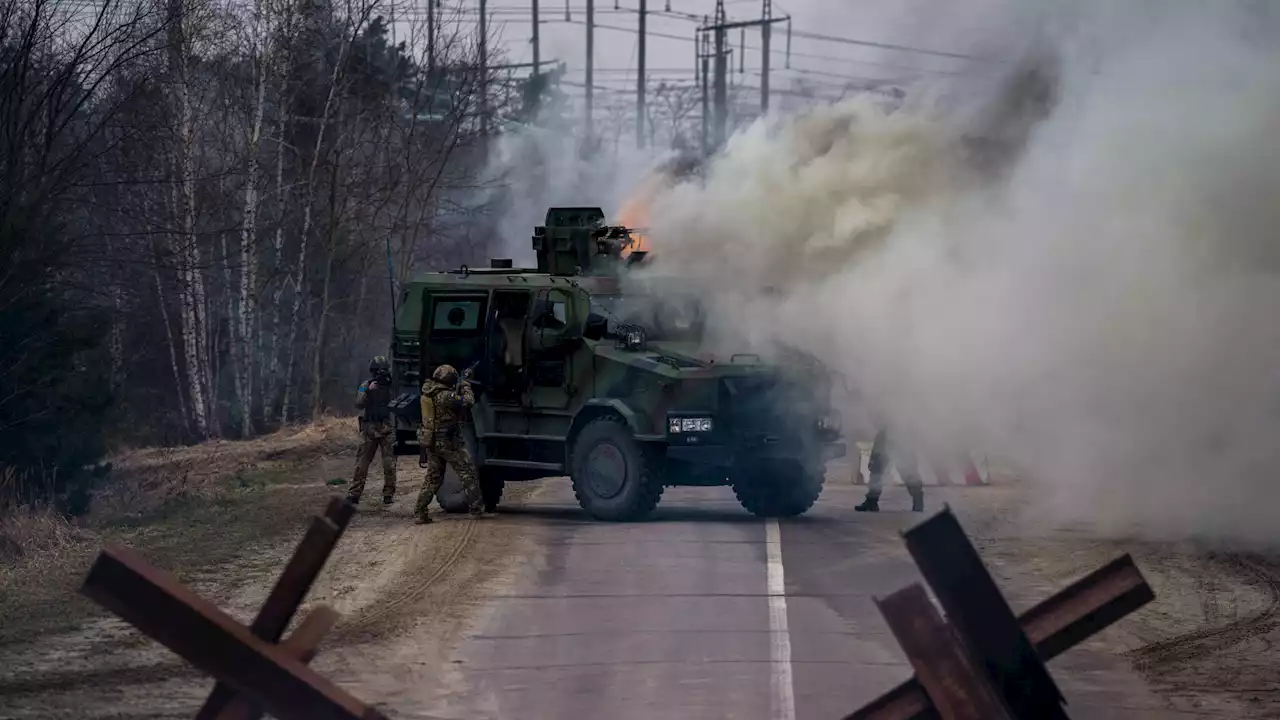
(713, 0, 726, 149)
(427, 0, 436, 72)
(636, 0, 646, 149)
(531, 0, 540, 75)
(700, 0, 789, 150)
(586, 0, 594, 140)
(699, 26, 709, 155)
(479, 0, 488, 135)
(761, 0, 771, 114)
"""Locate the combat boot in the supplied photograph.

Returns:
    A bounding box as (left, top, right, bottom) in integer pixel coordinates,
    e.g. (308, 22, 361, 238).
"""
(382, 493, 395, 505)
(908, 488, 924, 513)
(345, 493, 361, 506)
(414, 513, 433, 525)
(854, 496, 880, 512)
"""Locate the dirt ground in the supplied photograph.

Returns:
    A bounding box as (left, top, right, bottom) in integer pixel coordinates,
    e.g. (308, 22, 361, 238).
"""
(944, 484, 1280, 718)
(0, 427, 1277, 717)
(0, 418, 548, 718)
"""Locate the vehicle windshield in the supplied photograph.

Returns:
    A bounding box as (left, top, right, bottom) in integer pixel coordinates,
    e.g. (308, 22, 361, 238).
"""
(590, 294, 704, 342)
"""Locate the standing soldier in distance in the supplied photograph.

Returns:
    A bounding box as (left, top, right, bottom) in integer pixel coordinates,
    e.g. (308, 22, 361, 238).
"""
(349, 356, 397, 506)
(414, 364, 483, 523)
(856, 426, 925, 513)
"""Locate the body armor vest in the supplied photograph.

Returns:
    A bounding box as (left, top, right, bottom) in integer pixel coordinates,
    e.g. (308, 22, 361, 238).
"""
(363, 378, 392, 422)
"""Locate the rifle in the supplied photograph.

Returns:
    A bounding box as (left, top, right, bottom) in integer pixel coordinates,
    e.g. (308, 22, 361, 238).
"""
(461, 359, 480, 384)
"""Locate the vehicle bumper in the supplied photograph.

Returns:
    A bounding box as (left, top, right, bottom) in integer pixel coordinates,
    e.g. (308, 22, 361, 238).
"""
(666, 441, 846, 467)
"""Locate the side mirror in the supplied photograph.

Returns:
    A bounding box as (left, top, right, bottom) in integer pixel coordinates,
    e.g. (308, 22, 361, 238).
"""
(583, 313, 608, 341)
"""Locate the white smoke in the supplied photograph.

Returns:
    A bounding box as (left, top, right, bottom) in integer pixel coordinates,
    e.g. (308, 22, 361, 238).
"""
(641, 0, 1280, 545)
(480, 92, 669, 264)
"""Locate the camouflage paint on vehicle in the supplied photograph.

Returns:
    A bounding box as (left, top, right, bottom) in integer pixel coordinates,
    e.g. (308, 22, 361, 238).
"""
(387, 207, 845, 520)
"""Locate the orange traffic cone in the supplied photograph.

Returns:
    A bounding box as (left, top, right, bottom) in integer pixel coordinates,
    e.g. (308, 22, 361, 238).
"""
(963, 456, 987, 486)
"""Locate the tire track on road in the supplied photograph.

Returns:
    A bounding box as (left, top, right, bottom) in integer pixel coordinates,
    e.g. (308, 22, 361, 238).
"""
(1128, 554, 1280, 671)
(333, 516, 480, 638)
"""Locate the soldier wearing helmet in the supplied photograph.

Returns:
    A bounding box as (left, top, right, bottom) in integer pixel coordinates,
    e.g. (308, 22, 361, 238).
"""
(413, 363, 483, 523)
(349, 355, 396, 506)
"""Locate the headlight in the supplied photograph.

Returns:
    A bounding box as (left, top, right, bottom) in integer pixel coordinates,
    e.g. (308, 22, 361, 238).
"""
(669, 416, 713, 433)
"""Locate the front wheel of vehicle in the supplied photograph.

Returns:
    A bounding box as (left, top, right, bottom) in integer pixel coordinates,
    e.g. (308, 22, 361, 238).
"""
(731, 460, 825, 518)
(570, 417, 663, 521)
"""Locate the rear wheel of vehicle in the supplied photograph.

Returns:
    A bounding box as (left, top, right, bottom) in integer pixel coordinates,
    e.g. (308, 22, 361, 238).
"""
(480, 469, 505, 512)
(570, 417, 663, 521)
(732, 460, 825, 518)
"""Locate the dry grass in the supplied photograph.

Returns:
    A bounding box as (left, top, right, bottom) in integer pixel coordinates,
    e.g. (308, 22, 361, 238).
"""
(0, 507, 90, 570)
(0, 416, 360, 645)
(93, 415, 354, 519)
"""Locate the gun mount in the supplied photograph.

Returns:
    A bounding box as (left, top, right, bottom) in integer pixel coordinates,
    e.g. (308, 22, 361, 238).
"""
(531, 206, 647, 276)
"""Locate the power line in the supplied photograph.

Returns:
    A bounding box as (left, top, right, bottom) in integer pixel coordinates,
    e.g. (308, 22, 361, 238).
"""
(553, 17, 968, 78)
(790, 28, 984, 61)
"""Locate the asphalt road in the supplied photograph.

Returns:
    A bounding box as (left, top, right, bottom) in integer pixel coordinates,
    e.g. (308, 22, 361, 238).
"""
(440, 476, 1229, 720)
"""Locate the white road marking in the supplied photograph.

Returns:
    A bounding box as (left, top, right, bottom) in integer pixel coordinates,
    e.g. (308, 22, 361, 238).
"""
(766, 518, 797, 720)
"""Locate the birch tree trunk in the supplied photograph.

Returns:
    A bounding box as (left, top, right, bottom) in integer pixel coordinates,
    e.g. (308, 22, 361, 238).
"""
(264, 110, 289, 420)
(169, 0, 212, 438)
(263, 0, 296, 424)
(155, 264, 190, 434)
(235, 5, 268, 438)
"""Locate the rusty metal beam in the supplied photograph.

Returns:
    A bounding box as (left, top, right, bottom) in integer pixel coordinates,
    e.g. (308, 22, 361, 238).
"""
(197, 496, 355, 720)
(81, 544, 386, 720)
(845, 553, 1152, 720)
(902, 508, 1067, 719)
(215, 605, 342, 720)
(876, 584, 1011, 720)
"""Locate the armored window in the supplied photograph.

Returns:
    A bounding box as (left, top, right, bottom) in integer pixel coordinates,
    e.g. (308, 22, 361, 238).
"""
(534, 299, 568, 330)
(430, 298, 484, 335)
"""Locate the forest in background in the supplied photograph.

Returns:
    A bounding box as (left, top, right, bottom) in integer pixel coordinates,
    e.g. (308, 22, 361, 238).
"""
(0, 0, 551, 513)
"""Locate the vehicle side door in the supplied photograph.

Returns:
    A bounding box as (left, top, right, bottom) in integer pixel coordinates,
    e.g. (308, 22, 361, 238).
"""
(525, 286, 581, 409)
(421, 291, 489, 383)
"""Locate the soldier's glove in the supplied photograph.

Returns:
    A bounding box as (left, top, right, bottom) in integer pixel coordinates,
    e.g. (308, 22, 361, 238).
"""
(461, 367, 474, 382)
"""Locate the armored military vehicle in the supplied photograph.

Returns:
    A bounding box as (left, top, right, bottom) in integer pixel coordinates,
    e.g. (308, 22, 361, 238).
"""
(387, 206, 845, 521)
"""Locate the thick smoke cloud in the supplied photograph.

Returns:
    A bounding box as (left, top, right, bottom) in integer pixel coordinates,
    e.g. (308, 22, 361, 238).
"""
(481, 100, 668, 264)
(642, 0, 1280, 545)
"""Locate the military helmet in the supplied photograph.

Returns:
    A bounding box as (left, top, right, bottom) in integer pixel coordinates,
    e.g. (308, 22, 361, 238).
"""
(432, 364, 459, 386)
(370, 355, 390, 374)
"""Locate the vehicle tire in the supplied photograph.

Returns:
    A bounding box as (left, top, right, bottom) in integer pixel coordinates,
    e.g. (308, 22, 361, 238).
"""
(570, 416, 663, 521)
(436, 470, 470, 513)
(480, 469, 505, 513)
(731, 460, 825, 518)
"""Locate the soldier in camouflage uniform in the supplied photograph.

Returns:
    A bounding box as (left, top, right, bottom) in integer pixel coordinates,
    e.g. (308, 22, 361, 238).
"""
(349, 356, 397, 506)
(413, 364, 483, 523)
(856, 426, 924, 513)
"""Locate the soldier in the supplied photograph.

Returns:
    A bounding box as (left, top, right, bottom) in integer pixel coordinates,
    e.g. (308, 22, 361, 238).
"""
(349, 355, 397, 506)
(855, 426, 924, 513)
(413, 364, 483, 523)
